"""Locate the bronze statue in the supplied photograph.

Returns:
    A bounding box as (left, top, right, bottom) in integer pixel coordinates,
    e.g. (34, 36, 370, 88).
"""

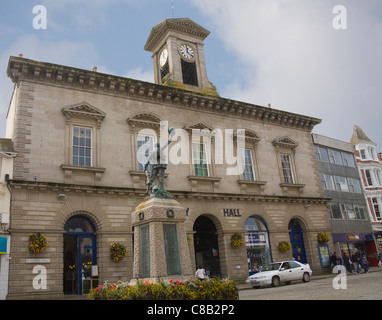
(144, 127, 175, 199)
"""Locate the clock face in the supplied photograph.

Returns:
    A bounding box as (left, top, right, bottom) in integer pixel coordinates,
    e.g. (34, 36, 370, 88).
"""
(179, 44, 195, 60)
(159, 48, 168, 67)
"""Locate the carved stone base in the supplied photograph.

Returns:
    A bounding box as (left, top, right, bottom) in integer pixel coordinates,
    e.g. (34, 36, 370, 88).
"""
(131, 197, 192, 279)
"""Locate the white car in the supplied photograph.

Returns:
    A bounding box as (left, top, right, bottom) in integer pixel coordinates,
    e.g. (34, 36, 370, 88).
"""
(246, 261, 312, 288)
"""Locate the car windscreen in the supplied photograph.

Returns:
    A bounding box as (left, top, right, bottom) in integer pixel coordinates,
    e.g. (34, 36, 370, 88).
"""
(263, 263, 282, 271)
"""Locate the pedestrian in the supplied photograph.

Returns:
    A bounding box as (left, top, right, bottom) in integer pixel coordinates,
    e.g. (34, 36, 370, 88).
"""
(195, 266, 206, 280)
(353, 248, 362, 274)
(342, 251, 352, 273)
(361, 254, 369, 273)
(332, 252, 338, 267)
(378, 246, 382, 267)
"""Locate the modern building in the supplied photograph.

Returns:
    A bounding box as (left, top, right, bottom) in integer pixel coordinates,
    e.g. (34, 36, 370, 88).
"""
(312, 134, 378, 265)
(4, 18, 331, 299)
(350, 125, 382, 248)
(0, 139, 16, 299)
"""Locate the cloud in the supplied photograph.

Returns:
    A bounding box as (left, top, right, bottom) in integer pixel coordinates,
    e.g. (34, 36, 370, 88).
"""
(191, 0, 382, 149)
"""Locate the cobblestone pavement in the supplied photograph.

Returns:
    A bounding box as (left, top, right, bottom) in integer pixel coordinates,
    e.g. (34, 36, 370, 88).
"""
(239, 268, 382, 300)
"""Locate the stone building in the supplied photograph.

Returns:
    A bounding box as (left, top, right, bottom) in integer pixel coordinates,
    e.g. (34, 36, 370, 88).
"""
(5, 18, 331, 299)
(350, 125, 382, 248)
(312, 134, 377, 265)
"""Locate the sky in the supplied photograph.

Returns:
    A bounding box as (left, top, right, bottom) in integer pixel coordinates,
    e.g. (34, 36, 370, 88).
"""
(0, 0, 381, 151)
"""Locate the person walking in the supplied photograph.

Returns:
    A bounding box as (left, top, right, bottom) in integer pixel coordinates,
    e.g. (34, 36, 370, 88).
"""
(342, 251, 352, 273)
(361, 254, 369, 273)
(331, 252, 338, 267)
(353, 248, 362, 274)
(378, 246, 382, 267)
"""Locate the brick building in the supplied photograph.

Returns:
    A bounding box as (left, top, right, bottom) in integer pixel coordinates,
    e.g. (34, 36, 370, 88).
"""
(350, 125, 382, 248)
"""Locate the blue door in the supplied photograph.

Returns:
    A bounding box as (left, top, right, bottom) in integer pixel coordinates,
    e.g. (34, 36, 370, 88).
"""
(288, 219, 307, 264)
(64, 216, 97, 295)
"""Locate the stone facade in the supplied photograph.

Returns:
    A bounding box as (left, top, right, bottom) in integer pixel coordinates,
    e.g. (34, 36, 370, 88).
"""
(4, 19, 332, 299)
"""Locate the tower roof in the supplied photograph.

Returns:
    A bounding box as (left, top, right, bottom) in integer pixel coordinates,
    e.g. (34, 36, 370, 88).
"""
(350, 125, 376, 145)
(144, 18, 210, 52)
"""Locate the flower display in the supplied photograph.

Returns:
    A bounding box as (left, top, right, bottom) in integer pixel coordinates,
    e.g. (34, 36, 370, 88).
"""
(230, 233, 244, 248)
(317, 232, 329, 244)
(278, 241, 292, 252)
(110, 243, 127, 262)
(89, 277, 238, 300)
(28, 233, 48, 254)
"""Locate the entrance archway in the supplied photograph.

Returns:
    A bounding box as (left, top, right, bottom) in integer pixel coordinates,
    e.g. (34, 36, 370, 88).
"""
(193, 216, 221, 277)
(64, 215, 97, 295)
(244, 215, 272, 274)
(288, 219, 307, 263)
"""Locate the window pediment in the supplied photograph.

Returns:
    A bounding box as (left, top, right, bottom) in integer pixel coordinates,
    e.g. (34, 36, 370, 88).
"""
(184, 122, 213, 133)
(127, 112, 162, 129)
(62, 102, 106, 123)
(272, 136, 298, 150)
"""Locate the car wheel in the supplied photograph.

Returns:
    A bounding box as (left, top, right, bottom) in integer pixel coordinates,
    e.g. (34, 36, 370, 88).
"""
(302, 272, 310, 283)
(271, 276, 280, 287)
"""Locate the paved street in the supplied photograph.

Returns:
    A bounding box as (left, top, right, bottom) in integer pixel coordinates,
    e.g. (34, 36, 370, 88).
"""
(239, 270, 382, 300)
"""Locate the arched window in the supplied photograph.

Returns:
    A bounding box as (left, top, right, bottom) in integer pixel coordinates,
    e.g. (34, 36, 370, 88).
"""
(244, 216, 272, 274)
(64, 215, 96, 234)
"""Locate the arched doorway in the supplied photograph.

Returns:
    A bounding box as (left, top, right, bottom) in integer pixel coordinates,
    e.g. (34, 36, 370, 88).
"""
(64, 215, 97, 295)
(244, 216, 272, 274)
(288, 219, 307, 263)
(193, 216, 221, 277)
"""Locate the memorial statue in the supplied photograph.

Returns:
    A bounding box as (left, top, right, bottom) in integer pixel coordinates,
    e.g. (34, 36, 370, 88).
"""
(144, 127, 176, 199)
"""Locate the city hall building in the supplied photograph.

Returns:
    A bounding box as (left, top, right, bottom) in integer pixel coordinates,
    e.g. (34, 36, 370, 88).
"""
(4, 18, 331, 299)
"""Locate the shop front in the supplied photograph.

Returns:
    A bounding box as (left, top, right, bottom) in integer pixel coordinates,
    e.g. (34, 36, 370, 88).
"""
(332, 233, 378, 266)
(244, 215, 272, 275)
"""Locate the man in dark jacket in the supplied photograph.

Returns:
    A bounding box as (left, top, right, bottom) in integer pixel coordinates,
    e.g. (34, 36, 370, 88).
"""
(353, 248, 362, 274)
(342, 252, 352, 273)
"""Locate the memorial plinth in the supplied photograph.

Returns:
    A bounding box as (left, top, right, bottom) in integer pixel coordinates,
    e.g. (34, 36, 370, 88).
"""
(131, 197, 192, 280)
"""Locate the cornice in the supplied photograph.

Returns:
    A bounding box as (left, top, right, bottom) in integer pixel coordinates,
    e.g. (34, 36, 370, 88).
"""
(7, 56, 321, 131)
(144, 18, 210, 52)
(8, 179, 330, 204)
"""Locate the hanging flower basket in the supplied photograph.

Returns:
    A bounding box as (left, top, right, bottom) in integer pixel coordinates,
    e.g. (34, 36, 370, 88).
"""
(28, 233, 48, 254)
(317, 232, 329, 244)
(278, 241, 292, 252)
(110, 243, 127, 262)
(230, 233, 244, 248)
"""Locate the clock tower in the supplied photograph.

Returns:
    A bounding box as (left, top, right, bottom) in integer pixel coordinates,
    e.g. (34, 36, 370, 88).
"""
(144, 18, 218, 96)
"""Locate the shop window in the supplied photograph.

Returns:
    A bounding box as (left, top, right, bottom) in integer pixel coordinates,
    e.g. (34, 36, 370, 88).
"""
(244, 216, 271, 273)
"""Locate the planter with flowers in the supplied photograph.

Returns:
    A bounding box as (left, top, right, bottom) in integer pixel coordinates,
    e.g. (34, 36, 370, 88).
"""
(230, 233, 244, 248)
(317, 232, 329, 245)
(110, 243, 127, 262)
(278, 241, 292, 253)
(28, 233, 48, 254)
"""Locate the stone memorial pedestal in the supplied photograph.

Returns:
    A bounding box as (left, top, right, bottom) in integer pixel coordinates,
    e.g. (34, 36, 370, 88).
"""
(131, 197, 192, 281)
